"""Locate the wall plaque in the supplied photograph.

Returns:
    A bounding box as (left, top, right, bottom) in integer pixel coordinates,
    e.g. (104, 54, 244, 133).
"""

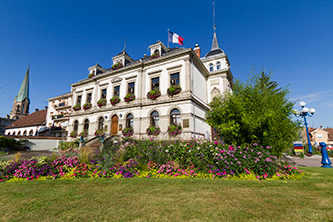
(210, 79, 219, 86)
(119, 124, 123, 131)
(183, 119, 189, 128)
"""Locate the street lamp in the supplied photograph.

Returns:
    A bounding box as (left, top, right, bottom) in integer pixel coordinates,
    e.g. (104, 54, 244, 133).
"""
(293, 101, 316, 155)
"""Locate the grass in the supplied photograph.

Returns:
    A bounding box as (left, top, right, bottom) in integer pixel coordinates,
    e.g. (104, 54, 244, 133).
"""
(0, 167, 333, 221)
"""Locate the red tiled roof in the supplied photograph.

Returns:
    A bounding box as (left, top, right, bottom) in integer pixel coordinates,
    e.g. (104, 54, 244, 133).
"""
(324, 128, 333, 141)
(5, 110, 47, 129)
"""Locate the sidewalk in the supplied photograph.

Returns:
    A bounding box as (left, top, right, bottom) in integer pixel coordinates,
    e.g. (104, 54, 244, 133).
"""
(284, 155, 333, 167)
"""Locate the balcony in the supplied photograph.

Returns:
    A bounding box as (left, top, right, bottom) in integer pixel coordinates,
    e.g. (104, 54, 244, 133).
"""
(55, 102, 71, 110)
(51, 114, 69, 122)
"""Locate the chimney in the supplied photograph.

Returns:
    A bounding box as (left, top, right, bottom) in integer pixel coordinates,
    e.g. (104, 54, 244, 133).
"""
(194, 44, 201, 58)
(35, 108, 39, 112)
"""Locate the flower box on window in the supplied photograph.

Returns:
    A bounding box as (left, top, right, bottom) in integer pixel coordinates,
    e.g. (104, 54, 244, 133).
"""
(147, 89, 161, 100)
(97, 99, 107, 107)
(110, 96, 121, 105)
(88, 73, 95, 78)
(122, 127, 134, 137)
(79, 130, 88, 138)
(150, 52, 160, 60)
(73, 104, 81, 111)
(167, 124, 182, 137)
(146, 126, 161, 136)
(124, 93, 135, 102)
(167, 85, 182, 97)
(94, 129, 105, 137)
(83, 103, 92, 110)
(70, 131, 78, 138)
(111, 63, 123, 70)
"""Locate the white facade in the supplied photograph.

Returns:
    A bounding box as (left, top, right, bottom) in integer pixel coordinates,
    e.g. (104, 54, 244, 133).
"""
(49, 35, 233, 141)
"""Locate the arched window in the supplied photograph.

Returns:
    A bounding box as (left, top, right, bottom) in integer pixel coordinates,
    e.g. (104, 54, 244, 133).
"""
(216, 61, 221, 70)
(7, 132, 11, 136)
(17, 131, 21, 136)
(150, 111, 159, 127)
(98, 117, 104, 130)
(12, 132, 16, 136)
(170, 109, 181, 125)
(209, 63, 213, 72)
(74, 120, 79, 132)
(154, 49, 159, 55)
(29, 130, 34, 136)
(84, 119, 89, 131)
(126, 113, 133, 128)
(23, 131, 27, 136)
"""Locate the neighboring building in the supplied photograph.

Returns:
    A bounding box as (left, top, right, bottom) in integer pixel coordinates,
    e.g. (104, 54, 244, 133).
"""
(309, 126, 333, 148)
(46, 92, 73, 137)
(9, 66, 30, 119)
(51, 30, 234, 140)
(5, 109, 47, 136)
(0, 117, 16, 135)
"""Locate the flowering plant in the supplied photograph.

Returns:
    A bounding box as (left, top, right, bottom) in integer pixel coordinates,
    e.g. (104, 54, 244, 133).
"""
(110, 96, 120, 105)
(167, 85, 182, 97)
(147, 89, 161, 100)
(88, 72, 95, 78)
(97, 99, 107, 107)
(146, 126, 161, 136)
(150, 52, 160, 60)
(94, 129, 105, 137)
(73, 104, 81, 111)
(70, 131, 78, 138)
(83, 103, 92, 110)
(111, 62, 123, 70)
(122, 127, 134, 137)
(79, 130, 88, 138)
(167, 124, 182, 136)
(124, 93, 135, 102)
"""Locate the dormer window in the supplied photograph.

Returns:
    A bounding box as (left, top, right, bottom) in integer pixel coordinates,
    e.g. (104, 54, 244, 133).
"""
(217, 62, 221, 70)
(209, 63, 213, 72)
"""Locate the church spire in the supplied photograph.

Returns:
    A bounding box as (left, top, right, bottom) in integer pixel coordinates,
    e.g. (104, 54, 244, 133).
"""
(16, 65, 30, 103)
(211, 2, 220, 50)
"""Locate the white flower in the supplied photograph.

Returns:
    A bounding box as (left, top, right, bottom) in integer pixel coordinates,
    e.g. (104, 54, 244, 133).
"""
(210, 150, 213, 152)
(189, 150, 191, 153)
(209, 145, 213, 147)
(197, 147, 200, 150)
(215, 147, 219, 150)
(216, 162, 218, 164)
(165, 149, 169, 153)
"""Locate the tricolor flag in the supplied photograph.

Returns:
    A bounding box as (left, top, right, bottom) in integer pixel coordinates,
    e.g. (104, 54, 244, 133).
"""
(168, 30, 184, 45)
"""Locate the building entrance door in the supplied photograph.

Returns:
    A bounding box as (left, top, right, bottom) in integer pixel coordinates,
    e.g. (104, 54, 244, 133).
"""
(111, 115, 118, 135)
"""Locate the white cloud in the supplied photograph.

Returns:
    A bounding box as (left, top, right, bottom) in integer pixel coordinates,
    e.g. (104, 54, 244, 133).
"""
(290, 90, 333, 103)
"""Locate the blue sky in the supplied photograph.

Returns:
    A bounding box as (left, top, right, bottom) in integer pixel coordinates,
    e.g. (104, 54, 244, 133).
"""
(1, 0, 332, 128)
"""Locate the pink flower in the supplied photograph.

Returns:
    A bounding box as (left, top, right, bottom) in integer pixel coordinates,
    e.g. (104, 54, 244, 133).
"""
(220, 150, 224, 153)
(229, 146, 233, 150)
(214, 141, 218, 145)
(147, 175, 150, 178)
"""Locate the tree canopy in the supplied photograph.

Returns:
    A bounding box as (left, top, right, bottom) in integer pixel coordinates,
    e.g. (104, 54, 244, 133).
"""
(206, 69, 298, 157)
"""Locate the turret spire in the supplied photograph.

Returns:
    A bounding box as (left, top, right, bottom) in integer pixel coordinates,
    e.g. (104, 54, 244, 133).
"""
(16, 65, 30, 103)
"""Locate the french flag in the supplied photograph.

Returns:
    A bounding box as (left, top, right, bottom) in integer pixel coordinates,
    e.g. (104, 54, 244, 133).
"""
(168, 30, 184, 45)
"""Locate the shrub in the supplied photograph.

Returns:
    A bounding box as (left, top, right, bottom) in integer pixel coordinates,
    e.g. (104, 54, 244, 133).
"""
(167, 85, 181, 97)
(57, 141, 79, 151)
(147, 89, 161, 100)
(146, 126, 161, 136)
(124, 93, 135, 102)
(167, 124, 182, 137)
(110, 96, 120, 105)
(97, 99, 107, 107)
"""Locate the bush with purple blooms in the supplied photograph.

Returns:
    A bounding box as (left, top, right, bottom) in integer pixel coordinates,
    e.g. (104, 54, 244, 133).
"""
(122, 127, 134, 137)
(146, 126, 161, 136)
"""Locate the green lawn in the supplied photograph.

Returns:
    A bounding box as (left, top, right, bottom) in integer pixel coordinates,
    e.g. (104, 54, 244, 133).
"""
(1, 167, 333, 222)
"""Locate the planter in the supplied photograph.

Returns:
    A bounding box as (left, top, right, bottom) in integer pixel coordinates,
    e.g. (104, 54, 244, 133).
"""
(79, 130, 88, 138)
(73, 104, 81, 111)
(97, 99, 107, 107)
(146, 126, 161, 136)
(150, 53, 160, 60)
(147, 89, 161, 100)
(167, 85, 182, 97)
(94, 129, 105, 137)
(111, 63, 123, 70)
(110, 96, 121, 105)
(70, 131, 78, 138)
(167, 124, 182, 137)
(124, 93, 135, 102)
(122, 127, 134, 137)
(83, 103, 92, 110)
(88, 73, 95, 78)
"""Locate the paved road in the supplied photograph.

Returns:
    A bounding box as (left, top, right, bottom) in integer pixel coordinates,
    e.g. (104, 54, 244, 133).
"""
(285, 155, 333, 167)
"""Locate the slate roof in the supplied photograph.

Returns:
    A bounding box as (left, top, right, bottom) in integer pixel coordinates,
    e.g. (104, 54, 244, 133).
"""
(5, 110, 47, 129)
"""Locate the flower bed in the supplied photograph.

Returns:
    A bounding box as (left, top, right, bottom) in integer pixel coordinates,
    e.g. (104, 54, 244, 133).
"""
(97, 99, 107, 107)
(73, 104, 81, 111)
(124, 93, 135, 102)
(110, 96, 120, 105)
(167, 85, 181, 97)
(83, 103, 92, 110)
(146, 126, 161, 136)
(147, 89, 161, 100)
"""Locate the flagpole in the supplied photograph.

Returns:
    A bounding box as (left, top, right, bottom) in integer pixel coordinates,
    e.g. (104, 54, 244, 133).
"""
(167, 29, 169, 48)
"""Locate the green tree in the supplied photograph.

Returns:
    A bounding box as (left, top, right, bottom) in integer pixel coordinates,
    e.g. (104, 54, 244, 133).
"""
(206, 69, 298, 157)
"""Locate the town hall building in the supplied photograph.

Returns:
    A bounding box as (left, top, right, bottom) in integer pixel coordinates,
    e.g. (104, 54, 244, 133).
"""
(46, 31, 234, 140)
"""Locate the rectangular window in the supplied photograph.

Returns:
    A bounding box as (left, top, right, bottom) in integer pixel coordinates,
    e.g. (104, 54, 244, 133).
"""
(170, 73, 180, 86)
(77, 95, 82, 105)
(114, 86, 120, 96)
(101, 89, 107, 99)
(87, 93, 92, 103)
(151, 77, 160, 90)
(128, 82, 135, 94)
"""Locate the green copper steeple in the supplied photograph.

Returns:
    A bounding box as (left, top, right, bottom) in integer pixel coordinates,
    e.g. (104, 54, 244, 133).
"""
(16, 66, 30, 103)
